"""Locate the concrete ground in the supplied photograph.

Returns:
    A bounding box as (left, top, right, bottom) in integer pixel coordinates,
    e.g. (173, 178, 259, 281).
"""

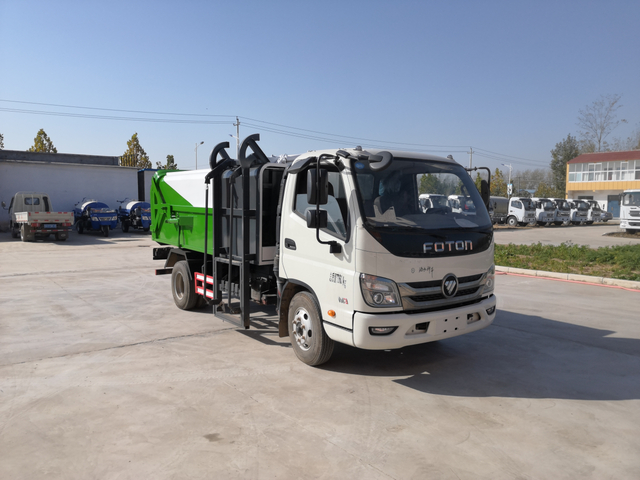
(1, 230, 639, 479)
(494, 221, 640, 248)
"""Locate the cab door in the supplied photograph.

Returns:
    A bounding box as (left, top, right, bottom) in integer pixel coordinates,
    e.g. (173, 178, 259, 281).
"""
(280, 166, 356, 332)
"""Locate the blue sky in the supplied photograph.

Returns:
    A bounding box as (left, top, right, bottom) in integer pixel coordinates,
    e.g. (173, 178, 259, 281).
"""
(1, 0, 638, 172)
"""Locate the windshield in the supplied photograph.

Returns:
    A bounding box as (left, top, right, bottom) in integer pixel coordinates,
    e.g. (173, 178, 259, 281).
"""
(622, 192, 640, 206)
(588, 201, 602, 211)
(521, 198, 535, 211)
(352, 158, 491, 231)
(554, 200, 570, 211)
(538, 200, 554, 211)
(574, 201, 589, 211)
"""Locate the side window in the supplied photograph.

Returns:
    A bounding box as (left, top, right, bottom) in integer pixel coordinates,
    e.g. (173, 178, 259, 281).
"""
(512, 200, 522, 209)
(294, 169, 348, 239)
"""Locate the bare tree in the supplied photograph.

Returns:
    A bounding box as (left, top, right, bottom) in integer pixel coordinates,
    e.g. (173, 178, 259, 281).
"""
(577, 94, 626, 152)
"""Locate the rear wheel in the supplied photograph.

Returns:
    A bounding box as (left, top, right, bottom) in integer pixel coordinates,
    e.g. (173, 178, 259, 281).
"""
(288, 291, 334, 366)
(171, 260, 199, 310)
(55, 232, 67, 241)
(20, 225, 31, 242)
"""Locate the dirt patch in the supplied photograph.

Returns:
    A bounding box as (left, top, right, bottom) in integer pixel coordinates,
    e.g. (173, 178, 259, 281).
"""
(604, 231, 640, 239)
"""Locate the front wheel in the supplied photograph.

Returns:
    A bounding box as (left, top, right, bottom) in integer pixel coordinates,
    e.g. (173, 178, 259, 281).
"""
(77, 221, 84, 234)
(507, 216, 518, 227)
(288, 292, 334, 366)
(102, 225, 109, 237)
(122, 221, 129, 233)
(171, 260, 199, 310)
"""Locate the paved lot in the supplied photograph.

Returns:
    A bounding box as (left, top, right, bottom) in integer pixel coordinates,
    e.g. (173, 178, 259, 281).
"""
(494, 221, 640, 248)
(1, 231, 639, 479)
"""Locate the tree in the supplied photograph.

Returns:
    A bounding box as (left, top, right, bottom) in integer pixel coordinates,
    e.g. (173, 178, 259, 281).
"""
(550, 134, 580, 195)
(577, 94, 626, 152)
(534, 182, 561, 198)
(419, 173, 442, 194)
(490, 168, 507, 197)
(28, 128, 57, 153)
(120, 133, 151, 168)
(0, 133, 4, 150)
(156, 154, 178, 170)
(473, 173, 483, 193)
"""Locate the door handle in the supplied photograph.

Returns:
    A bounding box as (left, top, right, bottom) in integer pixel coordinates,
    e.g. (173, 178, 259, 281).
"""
(284, 238, 296, 250)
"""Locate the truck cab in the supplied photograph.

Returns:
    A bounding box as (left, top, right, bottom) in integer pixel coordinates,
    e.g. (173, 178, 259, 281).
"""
(586, 200, 603, 225)
(530, 197, 556, 226)
(506, 197, 536, 227)
(551, 198, 571, 226)
(620, 189, 640, 233)
(418, 193, 449, 213)
(567, 198, 589, 225)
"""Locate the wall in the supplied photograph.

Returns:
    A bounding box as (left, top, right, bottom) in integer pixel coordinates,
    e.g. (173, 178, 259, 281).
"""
(0, 160, 150, 229)
(0, 149, 119, 166)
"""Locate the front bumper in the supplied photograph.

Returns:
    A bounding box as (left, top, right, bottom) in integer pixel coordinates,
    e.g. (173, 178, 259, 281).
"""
(351, 295, 496, 350)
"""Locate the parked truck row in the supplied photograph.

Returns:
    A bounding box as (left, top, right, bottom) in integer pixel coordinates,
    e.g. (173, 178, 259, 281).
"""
(489, 196, 611, 227)
(151, 134, 497, 366)
(1, 192, 151, 241)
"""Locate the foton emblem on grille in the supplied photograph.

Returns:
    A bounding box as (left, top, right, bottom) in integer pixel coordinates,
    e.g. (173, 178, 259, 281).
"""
(423, 240, 473, 253)
(442, 274, 459, 298)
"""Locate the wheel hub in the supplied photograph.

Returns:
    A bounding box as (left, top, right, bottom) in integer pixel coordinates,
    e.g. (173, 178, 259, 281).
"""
(292, 307, 313, 351)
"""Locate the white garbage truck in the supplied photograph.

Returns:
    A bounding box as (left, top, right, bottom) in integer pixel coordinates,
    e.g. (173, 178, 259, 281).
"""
(620, 189, 640, 233)
(504, 197, 536, 227)
(531, 197, 556, 226)
(567, 198, 589, 225)
(551, 198, 571, 226)
(151, 135, 497, 366)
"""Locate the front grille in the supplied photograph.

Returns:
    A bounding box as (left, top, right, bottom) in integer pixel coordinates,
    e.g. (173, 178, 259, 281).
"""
(630, 211, 640, 217)
(406, 273, 482, 290)
(410, 286, 480, 303)
(399, 273, 487, 311)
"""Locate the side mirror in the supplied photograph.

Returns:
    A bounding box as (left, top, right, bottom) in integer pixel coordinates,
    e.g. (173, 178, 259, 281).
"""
(306, 209, 328, 229)
(1, 201, 5, 209)
(307, 168, 328, 205)
(480, 179, 489, 208)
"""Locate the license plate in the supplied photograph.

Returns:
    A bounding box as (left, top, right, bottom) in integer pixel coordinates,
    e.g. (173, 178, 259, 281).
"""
(44, 224, 57, 229)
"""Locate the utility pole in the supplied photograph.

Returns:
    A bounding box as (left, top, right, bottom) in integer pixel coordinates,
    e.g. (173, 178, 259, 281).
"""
(468, 147, 473, 169)
(233, 117, 240, 158)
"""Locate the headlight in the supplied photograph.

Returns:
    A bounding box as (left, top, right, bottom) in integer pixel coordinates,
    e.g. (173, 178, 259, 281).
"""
(91, 217, 99, 222)
(360, 274, 401, 308)
(482, 266, 495, 295)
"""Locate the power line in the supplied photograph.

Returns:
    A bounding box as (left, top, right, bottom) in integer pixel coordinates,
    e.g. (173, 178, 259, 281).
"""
(0, 98, 547, 164)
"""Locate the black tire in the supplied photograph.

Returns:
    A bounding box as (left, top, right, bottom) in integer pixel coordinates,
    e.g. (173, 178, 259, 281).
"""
(20, 225, 28, 242)
(554, 221, 562, 226)
(536, 221, 546, 226)
(586, 221, 593, 225)
(171, 260, 199, 310)
(11, 226, 19, 238)
(143, 227, 150, 233)
(55, 233, 67, 241)
(77, 222, 84, 234)
(627, 229, 638, 234)
(102, 225, 109, 237)
(507, 216, 518, 227)
(288, 291, 334, 366)
(122, 222, 129, 233)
